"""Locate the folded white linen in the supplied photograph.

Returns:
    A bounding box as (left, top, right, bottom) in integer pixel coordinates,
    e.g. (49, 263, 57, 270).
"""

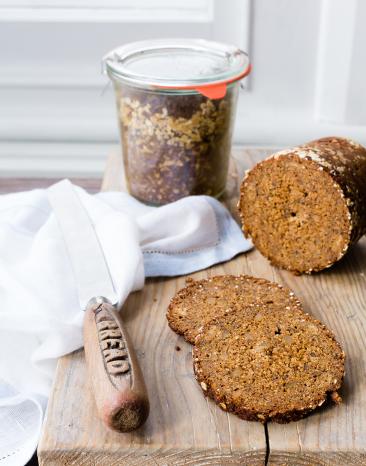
(0, 180, 252, 465)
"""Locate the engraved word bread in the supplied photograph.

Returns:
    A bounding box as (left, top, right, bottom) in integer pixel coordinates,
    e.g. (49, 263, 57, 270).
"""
(95, 307, 130, 378)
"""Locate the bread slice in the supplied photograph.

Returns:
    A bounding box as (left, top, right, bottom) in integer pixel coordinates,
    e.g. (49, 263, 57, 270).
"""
(193, 303, 345, 423)
(238, 137, 366, 273)
(166, 275, 302, 344)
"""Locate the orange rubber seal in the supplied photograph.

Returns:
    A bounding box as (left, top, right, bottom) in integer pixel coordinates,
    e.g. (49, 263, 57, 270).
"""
(155, 63, 252, 99)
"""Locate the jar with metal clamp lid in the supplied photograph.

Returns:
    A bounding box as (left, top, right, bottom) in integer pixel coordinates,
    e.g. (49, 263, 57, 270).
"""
(103, 39, 251, 205)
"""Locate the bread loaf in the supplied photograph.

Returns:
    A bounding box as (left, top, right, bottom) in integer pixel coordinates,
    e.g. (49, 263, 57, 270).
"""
(238, 137, 366, 273)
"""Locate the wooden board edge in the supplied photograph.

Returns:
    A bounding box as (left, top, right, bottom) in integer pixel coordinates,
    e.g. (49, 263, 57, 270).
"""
(37, 351, 84, 457)
(38, 447, 267, 466)
(268, 450, 366, 465)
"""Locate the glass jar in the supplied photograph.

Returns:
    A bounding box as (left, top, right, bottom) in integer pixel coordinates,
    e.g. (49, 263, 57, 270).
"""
(103, 39, 251, 205)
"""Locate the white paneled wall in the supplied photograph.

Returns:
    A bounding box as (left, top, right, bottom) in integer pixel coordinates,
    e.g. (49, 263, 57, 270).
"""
(315, 0, 366, 125)
(0, 0, 365, 176)
(0, 0, 214, 22)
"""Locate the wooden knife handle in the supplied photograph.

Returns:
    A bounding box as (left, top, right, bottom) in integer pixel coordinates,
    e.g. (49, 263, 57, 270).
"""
(83, 298, 149, 432)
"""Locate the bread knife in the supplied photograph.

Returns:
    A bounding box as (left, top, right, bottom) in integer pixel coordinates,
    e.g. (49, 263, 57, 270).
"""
(47, 180, 149, 432)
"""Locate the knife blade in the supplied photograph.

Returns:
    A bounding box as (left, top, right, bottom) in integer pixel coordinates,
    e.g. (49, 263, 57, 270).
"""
(48, 180, 118, 309)
(47, 180, 149, 432)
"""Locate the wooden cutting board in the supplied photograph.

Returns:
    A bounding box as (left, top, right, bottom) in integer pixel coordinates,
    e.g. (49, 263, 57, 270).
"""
(38, 148, 366, 465)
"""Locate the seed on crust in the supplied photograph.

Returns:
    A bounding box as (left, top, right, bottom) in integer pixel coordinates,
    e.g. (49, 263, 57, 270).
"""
(166, 275, 302, 344)
(193, 303, 345, 424)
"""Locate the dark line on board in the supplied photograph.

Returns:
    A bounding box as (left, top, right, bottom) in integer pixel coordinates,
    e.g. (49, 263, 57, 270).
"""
(264, 422, 270, 466)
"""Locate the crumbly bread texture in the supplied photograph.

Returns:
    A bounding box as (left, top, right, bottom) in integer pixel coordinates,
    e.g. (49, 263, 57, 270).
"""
(238, 137, 366, 274)
(193, 303, 345, 424)
(166, 275, 302, 344)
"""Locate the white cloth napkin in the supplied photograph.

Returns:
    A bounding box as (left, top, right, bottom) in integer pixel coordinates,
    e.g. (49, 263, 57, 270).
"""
(0, 180, 252, 466)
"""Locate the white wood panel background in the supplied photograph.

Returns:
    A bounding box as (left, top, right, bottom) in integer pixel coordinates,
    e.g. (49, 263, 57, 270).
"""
(315, 0, 366, 125)
(0, 0, 214, 22)
(0, 0, 365, 177)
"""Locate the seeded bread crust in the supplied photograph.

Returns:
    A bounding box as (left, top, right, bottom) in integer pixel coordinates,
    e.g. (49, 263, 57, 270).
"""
(166, 275, 302, 344)
(193, 304, 345, 424)
(238, 137, 366, 274)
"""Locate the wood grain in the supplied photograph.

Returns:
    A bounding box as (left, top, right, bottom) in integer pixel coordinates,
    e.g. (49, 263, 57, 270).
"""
(266, 243, 366, 465)
(38, 147, 366, 465)
(0, 178, 101, 194)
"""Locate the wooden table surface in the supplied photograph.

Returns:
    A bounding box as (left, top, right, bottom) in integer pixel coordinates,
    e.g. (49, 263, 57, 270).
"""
(0, 178, 101, 195)
(34, 149, 366, 465)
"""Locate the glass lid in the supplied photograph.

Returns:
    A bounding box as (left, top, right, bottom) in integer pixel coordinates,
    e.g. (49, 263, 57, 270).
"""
(103, 38, 250, 90)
